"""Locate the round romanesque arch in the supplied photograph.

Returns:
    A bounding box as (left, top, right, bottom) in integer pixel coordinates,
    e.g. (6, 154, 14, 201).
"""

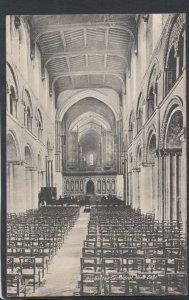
(144, 124, 156, 162)
(7, 131, 21, 161)
(147, 132, 157, 164)
(160, 96, 183, 149)
(163, 14, 185, 68)
(56, 89, 120, 122)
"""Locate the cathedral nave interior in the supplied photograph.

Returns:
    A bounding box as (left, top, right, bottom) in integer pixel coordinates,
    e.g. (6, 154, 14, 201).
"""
(6, 13, 187, 296)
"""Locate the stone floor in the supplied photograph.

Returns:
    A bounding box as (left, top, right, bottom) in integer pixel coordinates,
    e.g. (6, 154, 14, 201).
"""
(32, 208, 90, 297)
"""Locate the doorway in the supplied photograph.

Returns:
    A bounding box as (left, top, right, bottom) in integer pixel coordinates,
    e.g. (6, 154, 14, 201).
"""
(86, 180, 95, 194)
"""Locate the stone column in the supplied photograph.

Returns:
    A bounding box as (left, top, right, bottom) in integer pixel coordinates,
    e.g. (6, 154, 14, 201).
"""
(176, 54, 180, 79)
(180, 131, 186, 232)
(31, 167, 38, 209)
(41, 171, 45, 187)
(132, 169, 140, 210)
(7, 162, 14, 213)
(163, 68, 168, 97)
(151, 164, 155, 214)
(13, 161, 26, 213)
(172, 153, 177, 221)
(158, 151, 163, 221)
(165, 153, 170, 221)
(25, 167, 32, 210)
(140, 164, 153, 214)
(38, 171, 43, 192)
(101, 130, 104, 171)
(128, 171, 133, 207)
(154, 154, 159, 219)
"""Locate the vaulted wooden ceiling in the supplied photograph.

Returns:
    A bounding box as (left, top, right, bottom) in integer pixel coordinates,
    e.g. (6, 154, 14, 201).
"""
(27, 15, 137, 96)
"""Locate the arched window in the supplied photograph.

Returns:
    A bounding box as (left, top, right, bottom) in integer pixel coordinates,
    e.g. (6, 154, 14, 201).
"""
(111, 179, 115, 193)
(165, 15, 185, 95)
(136, 94, 143, 133)
(25, 145, 32, 167)
(177, 31, 184, 77)
(166, 47, 177, 94)
(137, 108, 142, 133)
(89, 153, 94, 166)
(102, 179, 106, 193)
(66, 180, 69, 192)
(147, 65, 158, 119)
(80, 180, 83, 192)
(148, 85, 155, 118)
(129, 112, 134, 144)
(148, 133, 156, 164)
(130, 153, 133, 169)
(107, 179, 110, 192)
(9, 86, 17, 117)
(27, 107, 32, 131)
(97, 179, 101, 193)
(23, 89, 33, 132)
(165, 108, 183, 149)
(36, 109, 43, 141)
(6, 63, 19, 119)
(162, 105, 183, 222)
(136, 146, 142, 168)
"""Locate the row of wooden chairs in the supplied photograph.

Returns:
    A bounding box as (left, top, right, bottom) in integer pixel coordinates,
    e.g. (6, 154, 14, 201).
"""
(80, 271, 187, 295)
(7, 206, 80, 297)
(80, 206, 187, 295)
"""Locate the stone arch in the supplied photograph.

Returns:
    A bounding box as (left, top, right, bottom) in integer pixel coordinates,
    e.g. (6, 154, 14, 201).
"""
(147, 131, 157, 164)
(136, 144, 142, 168)
(143, 57, 160, 100)
(136, 92, 143, 133)
(35, 108, 43, 140)
(145, 61, 159, 119)
(24, 144, 34, 167)
(163, 14, 185, 68)
(56, 89, 119, 121)
(38, 153, 43, 171)
(22, 86, 33, 115)
(7, 130, 21, 161)
(86, 179, 95, 194)
(6, 61, 20, 98)
(165, 108, 183, 149)
(160, 96, 183, 149)
(144, 124, 156, 161)
(6, 62, 20, 117)
(129, 152, 133, 171)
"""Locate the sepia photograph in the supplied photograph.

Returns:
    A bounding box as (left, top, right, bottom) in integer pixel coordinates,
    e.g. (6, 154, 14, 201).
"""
(5, 11, 187, 297)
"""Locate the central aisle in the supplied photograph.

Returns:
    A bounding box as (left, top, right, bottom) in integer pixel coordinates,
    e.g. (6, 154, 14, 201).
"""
(33, 209, 90, 296)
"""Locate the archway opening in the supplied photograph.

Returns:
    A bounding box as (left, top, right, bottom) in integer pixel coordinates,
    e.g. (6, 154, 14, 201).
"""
(7, 133, 18, 161)
(148, 134, 156, 163)
(86, 180, 95, 194)
(164, 107, 183, 222)
(165, 109, 183, 148)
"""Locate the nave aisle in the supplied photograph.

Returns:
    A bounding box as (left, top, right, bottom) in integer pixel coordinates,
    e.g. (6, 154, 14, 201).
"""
(33, 209, 90, 296)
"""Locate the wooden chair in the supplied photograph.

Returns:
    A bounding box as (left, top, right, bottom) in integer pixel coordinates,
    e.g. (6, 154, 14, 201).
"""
(107, 272, 129, 295)
(136, 272, 158, 295)
(80, 272, 101, 295)
(81, 257, 97, 272)
(7, 274, 26, 297)
(102, 258, 121, 275)
(165, 273, 187, 295)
